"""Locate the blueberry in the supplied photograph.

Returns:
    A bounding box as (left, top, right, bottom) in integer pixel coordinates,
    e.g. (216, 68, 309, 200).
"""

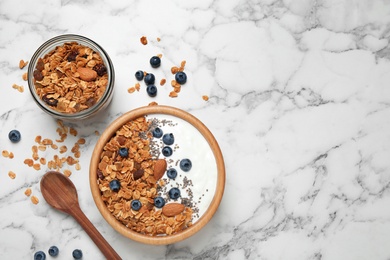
(152, 127, 163, 138)
(118, 147, 128, 157)
(162, 133, 174, 145)
(72, 249, 83, 259)
(131, 199, 142, 211)
(180, 158, 192, 172)
(167, 168, 177, 179)
(162, 146, 173, 157)
(146, 85, 157, 97)
(150, 56, 161, 68)
(34, 251, 46, 260)
(135, 70, 144, 81)
(8, 129, 21, 143)
(168, 187, 181, 200)
(48, 246, 59, 257)
(109, 179, 121, 192)
(154, 196, 165, 208)
(175, 72, 187, 84)
(144, 73, 155, 85)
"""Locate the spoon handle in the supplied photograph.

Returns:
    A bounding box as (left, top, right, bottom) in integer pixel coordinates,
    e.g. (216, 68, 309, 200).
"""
(70, 205, 122, 260)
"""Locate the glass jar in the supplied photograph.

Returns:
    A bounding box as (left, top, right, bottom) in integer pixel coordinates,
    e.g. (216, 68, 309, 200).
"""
(27, 34, 115, 120)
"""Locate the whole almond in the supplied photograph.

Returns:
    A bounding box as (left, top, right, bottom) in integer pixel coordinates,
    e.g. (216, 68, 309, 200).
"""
(153, 159, 167, 180)
(162, 203, 185, 217)
(77, 67, 97, 82)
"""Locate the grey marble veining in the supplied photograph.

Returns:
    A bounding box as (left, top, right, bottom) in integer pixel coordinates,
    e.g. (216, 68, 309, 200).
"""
(1, 0, 390, 259)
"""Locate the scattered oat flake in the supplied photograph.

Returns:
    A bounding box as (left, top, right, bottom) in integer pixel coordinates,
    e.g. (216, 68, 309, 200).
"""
(40, 158, 47, 165)
(160, 78, 166, 86)
(140, 36, 148, 45)
(22, 72, 28, 81)
(12, 84, 24, 93)
(8, 152, 14, 159)
(70, 127, 78, 136)
(75, 163, 81, 171)
(180, 60, 186, 69)
(8, 171, 16, 179)
(19, 59, 28, 69)
(64, 169, 72, 177)
(77, 138, 86, 145)
(157, 53, 163, 58)
(2, 150, 9, 157)
(202, 95, 209, 101)
(135, 83, 140, 91)
(157, 37, 161, 42)
(31, 196, 39, 204)
(35, 135, 42, 143)
(25, 188, 32, 197)
(33, 163, 41, 171)
(128, 87, 136, 93)
(24, 158, 34, 167)
(171, 66, 179, 74)
(148, 101, 158, 106)
(169, 91, 178, 98)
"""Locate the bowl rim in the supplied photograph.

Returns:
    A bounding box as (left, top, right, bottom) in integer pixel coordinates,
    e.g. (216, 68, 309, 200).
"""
(89, 105, 225, 245)
(27, 34, 115, 120)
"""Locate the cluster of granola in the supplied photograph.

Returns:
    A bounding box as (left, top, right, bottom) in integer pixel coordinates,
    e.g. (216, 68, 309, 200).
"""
(32, 42, 108, 113)
(97, 116, 193, 236)
(23, 120, 84, 176)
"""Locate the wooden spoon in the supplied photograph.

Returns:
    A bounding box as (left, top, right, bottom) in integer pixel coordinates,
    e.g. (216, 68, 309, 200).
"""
(40, 171, 122, 260)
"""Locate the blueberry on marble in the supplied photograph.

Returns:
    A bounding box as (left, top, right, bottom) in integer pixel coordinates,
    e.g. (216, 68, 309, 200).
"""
(150, 56, 161, 68)
(152, 127, 163, 138)
(118, 147, 129, 157)
(162, 146, 173, 157)
(8, 129, 21, 143)
(166, 168, 177, 179)
(34, 251, 46, 260)
(109, 179, 121, 192)
(146, 85, 157, 97)
(175, 71, 187, 84)
(131, 199, 142, 211)
(48, 246, 59, 257)
(168, 187, 181, 200)
(180, 158, 192, 172)
(135, 70, 144, 81)
(162, 133, 174, 145)
(72, 249, 83, 259)
(144, 73, 155, 85)
(154, 196, 165, 208)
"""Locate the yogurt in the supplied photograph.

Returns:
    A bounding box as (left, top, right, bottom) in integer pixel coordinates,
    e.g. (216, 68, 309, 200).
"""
(147, 114, 218, 223)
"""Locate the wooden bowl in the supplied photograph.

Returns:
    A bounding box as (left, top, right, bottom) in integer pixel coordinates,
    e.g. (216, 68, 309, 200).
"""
(89, 105, 225, 245)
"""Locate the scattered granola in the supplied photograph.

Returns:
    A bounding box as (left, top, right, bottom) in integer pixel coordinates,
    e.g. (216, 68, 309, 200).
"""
(12, 84, 24, 93)
(19, 59, 28, 69)
(31, 195, 39, 205)
(160, 79, 166, 86)
(8, 171, 16, 179)
(22, 72, 28, 81)
(202, 95, 209, 101)
(32, 42, 108, 114)
(24, 119, 84, 173)
(25, 188, 32, 197)
(140, 36, 148, 45)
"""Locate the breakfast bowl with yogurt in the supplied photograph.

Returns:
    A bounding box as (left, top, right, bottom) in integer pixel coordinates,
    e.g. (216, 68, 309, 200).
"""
(89, 105, 225, 245)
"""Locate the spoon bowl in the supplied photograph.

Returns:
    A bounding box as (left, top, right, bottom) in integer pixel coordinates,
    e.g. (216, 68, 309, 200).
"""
(40, 171, 121, 260)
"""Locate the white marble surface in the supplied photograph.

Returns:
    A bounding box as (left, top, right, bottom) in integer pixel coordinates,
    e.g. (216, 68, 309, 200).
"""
(1, 0, 390, 259)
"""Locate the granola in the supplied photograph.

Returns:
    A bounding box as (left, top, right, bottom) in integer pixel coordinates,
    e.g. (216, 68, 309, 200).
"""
(32, 42, 108, 114)
(97, 116, 193, 236)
